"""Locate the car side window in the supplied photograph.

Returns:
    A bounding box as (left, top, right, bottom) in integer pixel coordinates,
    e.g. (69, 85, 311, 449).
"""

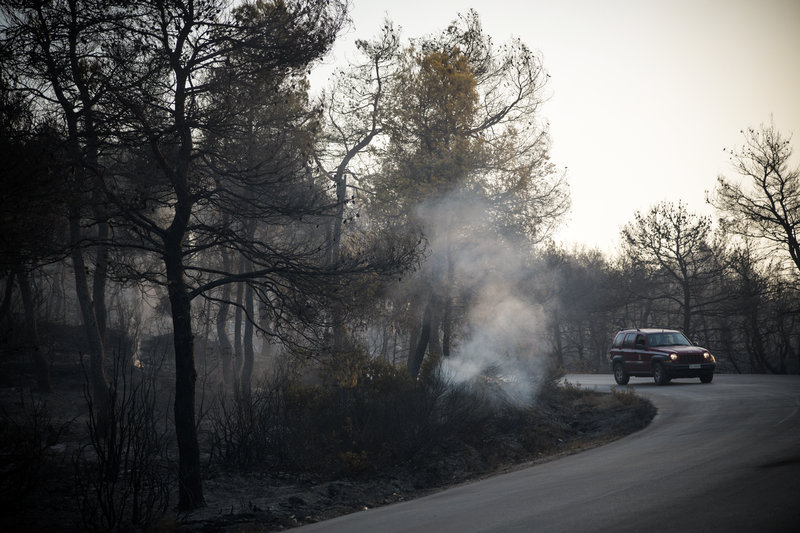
(612, 332, 625, 348)
(635, 334, 646, 348)
(622, 333, 635, 348)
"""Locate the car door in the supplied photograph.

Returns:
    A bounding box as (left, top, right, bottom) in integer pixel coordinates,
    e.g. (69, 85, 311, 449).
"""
(621, 333, 637, 373)
(634, 333, 651, 372)
(632, 333, 648, 374)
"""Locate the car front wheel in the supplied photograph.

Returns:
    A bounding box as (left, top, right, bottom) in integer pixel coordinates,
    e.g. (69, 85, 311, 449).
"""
(653, 363, 670, 386)
(700, 373, 713, 384)
(613, 362, 630, 385)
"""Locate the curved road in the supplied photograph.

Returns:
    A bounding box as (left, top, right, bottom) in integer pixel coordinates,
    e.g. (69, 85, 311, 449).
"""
(297, 374, 800, 532)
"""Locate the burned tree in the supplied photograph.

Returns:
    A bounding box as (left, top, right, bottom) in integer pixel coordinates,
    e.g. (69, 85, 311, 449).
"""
(1, 0, 118, 418)
(93, 0, 351, 510)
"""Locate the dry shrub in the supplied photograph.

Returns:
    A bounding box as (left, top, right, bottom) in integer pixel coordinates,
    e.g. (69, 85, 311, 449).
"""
(207, 369, 293, 471)
(72, 355, 173, 533)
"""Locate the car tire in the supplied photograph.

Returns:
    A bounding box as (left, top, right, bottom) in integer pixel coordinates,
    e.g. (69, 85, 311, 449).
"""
(700, 373, 713, 384)
(613, 362, 630, 385)
(653, 363, 670, 386)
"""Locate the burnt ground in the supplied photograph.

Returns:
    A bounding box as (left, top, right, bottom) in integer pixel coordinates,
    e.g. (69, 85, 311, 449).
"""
(1, 358, 655, 533)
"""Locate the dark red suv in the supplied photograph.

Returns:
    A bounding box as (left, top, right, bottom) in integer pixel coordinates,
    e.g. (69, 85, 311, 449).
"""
(608, 328, 716, 385)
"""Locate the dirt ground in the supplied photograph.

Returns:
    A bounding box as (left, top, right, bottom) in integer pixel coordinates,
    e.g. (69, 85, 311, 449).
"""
(1, 359, 655, 532)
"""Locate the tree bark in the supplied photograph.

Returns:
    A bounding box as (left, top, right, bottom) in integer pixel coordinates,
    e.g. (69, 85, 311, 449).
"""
(409, 295, 437, 378)
(0, 271, 14, 328)
(164, 232, 205, 510)
(234, 273, 244, 380)
(216, 250, 233, 388)
(69, 209, 110, 428)
(240, 280, 255, 398)
(92, 220, 109, 344)
(442, 248, 454, 357)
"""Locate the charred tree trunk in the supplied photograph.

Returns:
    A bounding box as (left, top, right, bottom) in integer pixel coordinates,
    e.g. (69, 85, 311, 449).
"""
(407, 324, 419, 370)
(408, 301, 433, 378)
(240, 280, 255, 398)
(164, 230, 204, 510)
(69, 207, 110, 428)
(92, 220, 109, 344)
(234, 272, 244, 382)
(0, 271, 14, 330)
(328, 170, 350, 359)
(216, 295, 233, 387)
(216, 250, 234, 388)
(163, 121, 204, 508)
(442, 248, 454, 357)
(409, 290, 441, 378)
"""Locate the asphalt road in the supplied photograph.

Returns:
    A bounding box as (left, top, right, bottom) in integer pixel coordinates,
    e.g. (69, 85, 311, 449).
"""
(296, 374, 800, 532)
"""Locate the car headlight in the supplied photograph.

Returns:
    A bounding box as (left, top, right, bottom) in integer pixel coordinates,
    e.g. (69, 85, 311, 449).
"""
(703, 352, 715, 362)
(669, 353, 678, 361)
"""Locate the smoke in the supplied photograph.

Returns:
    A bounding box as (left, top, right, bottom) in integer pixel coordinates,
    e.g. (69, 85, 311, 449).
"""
(442, 280, 547, 406)
(415, 191, 548, 406)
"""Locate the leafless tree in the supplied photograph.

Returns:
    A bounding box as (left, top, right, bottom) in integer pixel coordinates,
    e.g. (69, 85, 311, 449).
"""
(711, 120, 800, 277)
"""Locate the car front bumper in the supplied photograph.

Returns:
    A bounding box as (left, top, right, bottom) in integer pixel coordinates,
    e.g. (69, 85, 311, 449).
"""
(664, 362, 716, 377)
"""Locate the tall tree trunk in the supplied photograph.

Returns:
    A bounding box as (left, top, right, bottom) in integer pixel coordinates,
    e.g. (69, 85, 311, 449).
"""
(0, 271, 14, 328)
(164, 232, 204, 510)
(240, 280, 255, 398)
(409, 295, 437, 378)
(18, 270, 51, 393)
(407, 324, 419, 371)
(216, 250, 233, 388)
(328, 172, 349, 358)
(92, 220, 109, 344)
(69, 208, 110, 428)
(328, 168, 347, 266)
(381, 323, 390, 362)
(163, 131, 204, 508)
(442, 248, 454, 357)
(234, 274, 244, 381)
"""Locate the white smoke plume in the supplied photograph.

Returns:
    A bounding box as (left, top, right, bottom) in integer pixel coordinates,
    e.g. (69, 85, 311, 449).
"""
(416, 191, 548, 406)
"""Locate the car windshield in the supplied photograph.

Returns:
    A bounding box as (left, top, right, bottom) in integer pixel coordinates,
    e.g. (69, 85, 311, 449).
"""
(648, 332, 692, 347)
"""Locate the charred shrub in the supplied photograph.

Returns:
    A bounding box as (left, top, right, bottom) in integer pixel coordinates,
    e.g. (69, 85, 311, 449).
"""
(207, 370, 293, 471)
(72, 355, 172, 533)
(205, 357, 442, 477)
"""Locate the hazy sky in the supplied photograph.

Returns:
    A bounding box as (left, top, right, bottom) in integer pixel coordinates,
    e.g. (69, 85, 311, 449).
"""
(312, 0, 800, 254)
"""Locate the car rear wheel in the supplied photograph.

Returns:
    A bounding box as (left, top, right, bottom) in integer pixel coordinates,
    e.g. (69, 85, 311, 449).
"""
(613, 362, 630, 385)
(700, 373, 713, 384)
(653, 363, 670, 386)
